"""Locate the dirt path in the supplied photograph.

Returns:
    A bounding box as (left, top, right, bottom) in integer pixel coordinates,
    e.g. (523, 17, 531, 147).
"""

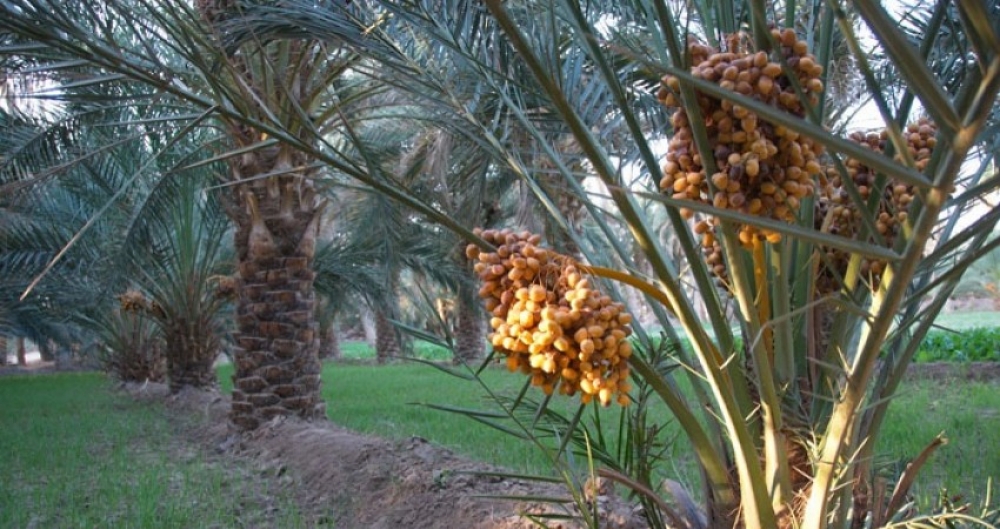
(127, 383, 641, 529)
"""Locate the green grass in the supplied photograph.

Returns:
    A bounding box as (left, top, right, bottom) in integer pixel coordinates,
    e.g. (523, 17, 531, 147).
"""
(336, 340, 452, 362)
(3, 362, 995, 527)
(933, 311, 1000, 330)
(878, 380, 1000, 509)
(218, 358, 1000, 507)
(0, 373, 308, 528)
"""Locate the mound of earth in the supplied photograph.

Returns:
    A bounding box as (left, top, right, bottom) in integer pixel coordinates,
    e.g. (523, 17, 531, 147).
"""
(126, 383, 644, 529)
(903, 361, 1000, 382)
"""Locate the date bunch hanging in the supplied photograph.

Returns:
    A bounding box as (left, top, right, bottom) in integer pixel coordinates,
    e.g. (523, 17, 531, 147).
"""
(815, 117, 938, 293)
(467, 229, 634, 407)
(657, 30, 827, 282)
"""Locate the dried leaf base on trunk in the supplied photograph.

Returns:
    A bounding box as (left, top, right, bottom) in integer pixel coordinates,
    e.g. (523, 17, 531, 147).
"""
(167, 355, 217, 393)
(374, 308, 401, 364)
(452, 292, 484, 364)
(165, 320, 220, 393)
(231, 255, 325, 430)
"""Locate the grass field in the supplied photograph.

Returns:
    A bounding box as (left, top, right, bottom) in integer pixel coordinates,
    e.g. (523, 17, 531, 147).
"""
(876, 381, 1000, 508)
(934, 310, 1000, 330)
(0, 373, 308, 528)
(2, 312, 997, 526)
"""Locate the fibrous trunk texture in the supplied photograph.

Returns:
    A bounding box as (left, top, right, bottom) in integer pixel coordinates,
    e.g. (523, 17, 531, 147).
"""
(453, 290, 483, 364)
(164, 317, 219, 393)
(374, 308, 401, 364)
(318, 318, 341, 360)
(0, 336, 7, 365)
(228, 147, 326, 431)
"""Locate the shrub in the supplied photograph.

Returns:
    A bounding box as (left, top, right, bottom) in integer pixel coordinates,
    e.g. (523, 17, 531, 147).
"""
(93, 310, 167, 383)
(915, 327, 1000, 363)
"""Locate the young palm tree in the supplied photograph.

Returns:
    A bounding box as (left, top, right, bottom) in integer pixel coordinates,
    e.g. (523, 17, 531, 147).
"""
(88, 306, 167, 383)
(124, 173, 232, 391)
(2, 73, 236, 388)
(0, 108, 102, 360)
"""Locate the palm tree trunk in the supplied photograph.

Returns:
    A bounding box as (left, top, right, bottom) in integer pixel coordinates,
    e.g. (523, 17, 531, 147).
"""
(38, 340, 55, 362)
(452, 289, 483, 364)
(318, 317, 341, 360)
(227, 149, 326, 431)
(374, 308, 401, 364)
(193, 0, 327, 431)
(16, 337, 26, 366)
(165, 317, 219, 393)
(361, 306, 376, 347)
(0, 336, 7, 365)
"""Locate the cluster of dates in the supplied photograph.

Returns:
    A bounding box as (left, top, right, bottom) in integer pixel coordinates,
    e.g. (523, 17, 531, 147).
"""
(658, 29, 826, 253)
(467, 229, 633, 406)
(815, 117, 938, 293)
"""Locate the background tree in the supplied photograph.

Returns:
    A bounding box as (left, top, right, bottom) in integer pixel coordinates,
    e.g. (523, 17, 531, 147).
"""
(1, 69, 235, 388)
(1, 0, 374, 428)
(0, 106, 109, 364)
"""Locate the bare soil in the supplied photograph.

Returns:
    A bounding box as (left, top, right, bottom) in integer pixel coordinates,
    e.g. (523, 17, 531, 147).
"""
(903, 361, 1000, 382)
(124, 382, 643, 529)
(135, 362, 999, 528)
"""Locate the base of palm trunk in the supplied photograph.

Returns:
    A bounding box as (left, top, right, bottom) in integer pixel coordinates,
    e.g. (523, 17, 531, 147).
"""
(230, 255, 325, 431)
(167, 358, 218, 393)
(318, 322, 340, 359)
(374, 309, 401, 364)
(16, 338, 27, 366)
(165, 329, 220, 392)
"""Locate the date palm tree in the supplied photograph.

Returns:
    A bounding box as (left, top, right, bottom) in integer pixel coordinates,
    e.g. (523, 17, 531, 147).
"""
(1, 0, 493, 429)
(2, 91, 234, 387)
(321, 91, 518, 364)
(1, 107, 100, 361)
(123, 172, 232, 391)
(244, 0, 1000, 527)
(432, 3, 1000, 527)
(1, 0, 370, 428)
